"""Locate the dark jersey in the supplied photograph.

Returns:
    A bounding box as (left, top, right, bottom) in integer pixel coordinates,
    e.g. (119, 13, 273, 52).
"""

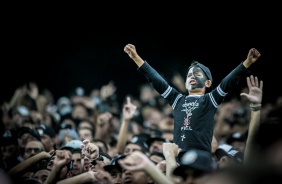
(138, 61, 249, 152)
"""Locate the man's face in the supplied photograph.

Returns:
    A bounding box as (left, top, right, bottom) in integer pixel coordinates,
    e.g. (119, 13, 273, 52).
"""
(122, 169, 149, 184)
(1, 144, 18, 160)
(24, 141, 44, 160)
(40, 134, 54, 152)
(71, 153, 83, 176)
(149, 140, 164, 154)
(124, 143, 143, 155)
(81, 155, 90, 172)
(186, 66, 207, 91)
(78, 129, 93, 142)
(33, 169, 50, 183)
(108, 170, 122, 184)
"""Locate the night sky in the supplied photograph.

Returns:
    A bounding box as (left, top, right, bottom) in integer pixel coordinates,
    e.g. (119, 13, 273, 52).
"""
(1, 5, 281, 106)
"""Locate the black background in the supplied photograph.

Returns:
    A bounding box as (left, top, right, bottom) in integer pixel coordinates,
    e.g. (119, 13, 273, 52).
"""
(1, 4, 281, 106)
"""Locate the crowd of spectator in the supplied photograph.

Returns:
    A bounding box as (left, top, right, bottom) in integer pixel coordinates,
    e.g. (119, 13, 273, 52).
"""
(1, 50, 282, 183)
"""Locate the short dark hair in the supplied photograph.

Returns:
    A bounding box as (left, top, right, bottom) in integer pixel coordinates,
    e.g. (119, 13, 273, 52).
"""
(71, 148, 82, 155)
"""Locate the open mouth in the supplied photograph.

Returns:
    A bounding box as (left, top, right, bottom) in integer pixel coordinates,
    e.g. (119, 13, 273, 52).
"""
(189, 79, 196, 84)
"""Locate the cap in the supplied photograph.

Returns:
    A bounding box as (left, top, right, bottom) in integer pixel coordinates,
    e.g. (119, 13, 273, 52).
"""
(57, 96, 71, 107)
(60, 140, 83, 150)
(1, 130, 18, 146)
(226, 132, 246, 145)
(58, 129, 79, 142)
(17, 127, 41, 141)
(215, 147, 244, 164)
(173, 149, 213, 177)
(104, 154, 126, 173)
(146, 136, 169, 148)
(129, 134, 149, 153)
(37, 124, 56, 138)
(188, 61, 213, 82)
(16, 105, 30, 116)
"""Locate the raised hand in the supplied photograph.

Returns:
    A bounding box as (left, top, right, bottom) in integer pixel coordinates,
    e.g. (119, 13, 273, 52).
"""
(122, 96, 137, 121)
(81, 139, 99, 160)
(124, 44, 138, 59)
(162, 143, 181, 158)
(54, 150, 72, 169)
(118, 151, 151, 171)
(124, 44, 144, 67)
(100, 81, 117, 101)
(240, 75, 263, 105)
(244, 48, 261, 67)
(27, 82, 39, 99)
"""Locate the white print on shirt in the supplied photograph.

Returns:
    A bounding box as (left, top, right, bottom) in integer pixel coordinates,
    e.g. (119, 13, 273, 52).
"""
(181, 134, 186, 141)
(181, 100, 199, 131)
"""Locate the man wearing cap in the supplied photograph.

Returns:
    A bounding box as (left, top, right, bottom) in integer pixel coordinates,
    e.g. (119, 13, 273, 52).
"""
(103, 154, 126, 184)
(124, 44, 261, 154)
(146, 136, 169, 154)
(37, 124, 57, 152)
(172, 148, 214, 183)
(215, 144, 244, 169)
(226, 132, 246, 153)
(60, 140, 83, 151)
(17, 127, 41, 160)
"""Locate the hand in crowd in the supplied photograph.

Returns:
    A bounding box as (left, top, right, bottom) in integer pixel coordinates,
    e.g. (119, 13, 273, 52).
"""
(97, 112, 113, 127)
(100, 81, 117, 101)
(54, 150, 72, 169)
(156, 160, 166, 174)
(122, 96, 137, 121)
(81, 139, 99, 160)
(93, 170, 113, 184)
(162, 142, 181, 158)
(171, 72, 186, 93)
(27, 82, 39, 99)
(118, 151, 152, 172)
(41, 149, 56, 160)
(240, 75, 263, 105)
(13, 85, 28, 99)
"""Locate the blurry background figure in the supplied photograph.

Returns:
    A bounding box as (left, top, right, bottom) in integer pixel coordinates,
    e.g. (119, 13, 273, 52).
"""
(103, 154, 126, 184)
(214, 144, 244, 169)
(70, 148, 83, 176)
(0, 130, 21, 172)
(172, 148, 214, 184)
(226, 132, 246, 153)
(36, 124, 56, 152)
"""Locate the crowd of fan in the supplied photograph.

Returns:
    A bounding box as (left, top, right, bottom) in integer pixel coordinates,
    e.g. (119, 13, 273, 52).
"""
(0, 75, 282, 184)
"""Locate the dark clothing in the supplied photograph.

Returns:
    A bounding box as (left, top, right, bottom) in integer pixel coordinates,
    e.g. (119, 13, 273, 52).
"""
(138, 61, 249, 152)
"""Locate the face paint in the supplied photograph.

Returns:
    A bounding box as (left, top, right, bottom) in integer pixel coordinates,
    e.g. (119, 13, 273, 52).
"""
(186, 66, 207, 90)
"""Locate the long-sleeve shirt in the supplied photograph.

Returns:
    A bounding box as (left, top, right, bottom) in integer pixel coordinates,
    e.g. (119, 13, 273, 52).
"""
(138, 61, 250, 153)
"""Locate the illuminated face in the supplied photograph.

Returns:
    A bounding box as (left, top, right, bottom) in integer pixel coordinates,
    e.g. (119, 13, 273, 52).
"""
(71, 153, 83, 176)
(186, 66, 207, 91)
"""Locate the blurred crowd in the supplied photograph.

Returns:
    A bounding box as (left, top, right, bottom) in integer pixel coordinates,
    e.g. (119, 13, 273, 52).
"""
(0, 71, 282, 184)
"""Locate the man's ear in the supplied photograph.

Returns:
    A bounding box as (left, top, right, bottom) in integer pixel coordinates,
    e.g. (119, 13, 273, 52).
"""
(205, 80, 212, 88)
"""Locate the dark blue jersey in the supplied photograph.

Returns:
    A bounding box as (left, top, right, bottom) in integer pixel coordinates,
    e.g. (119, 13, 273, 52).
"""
(138, 61, 249, 152)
